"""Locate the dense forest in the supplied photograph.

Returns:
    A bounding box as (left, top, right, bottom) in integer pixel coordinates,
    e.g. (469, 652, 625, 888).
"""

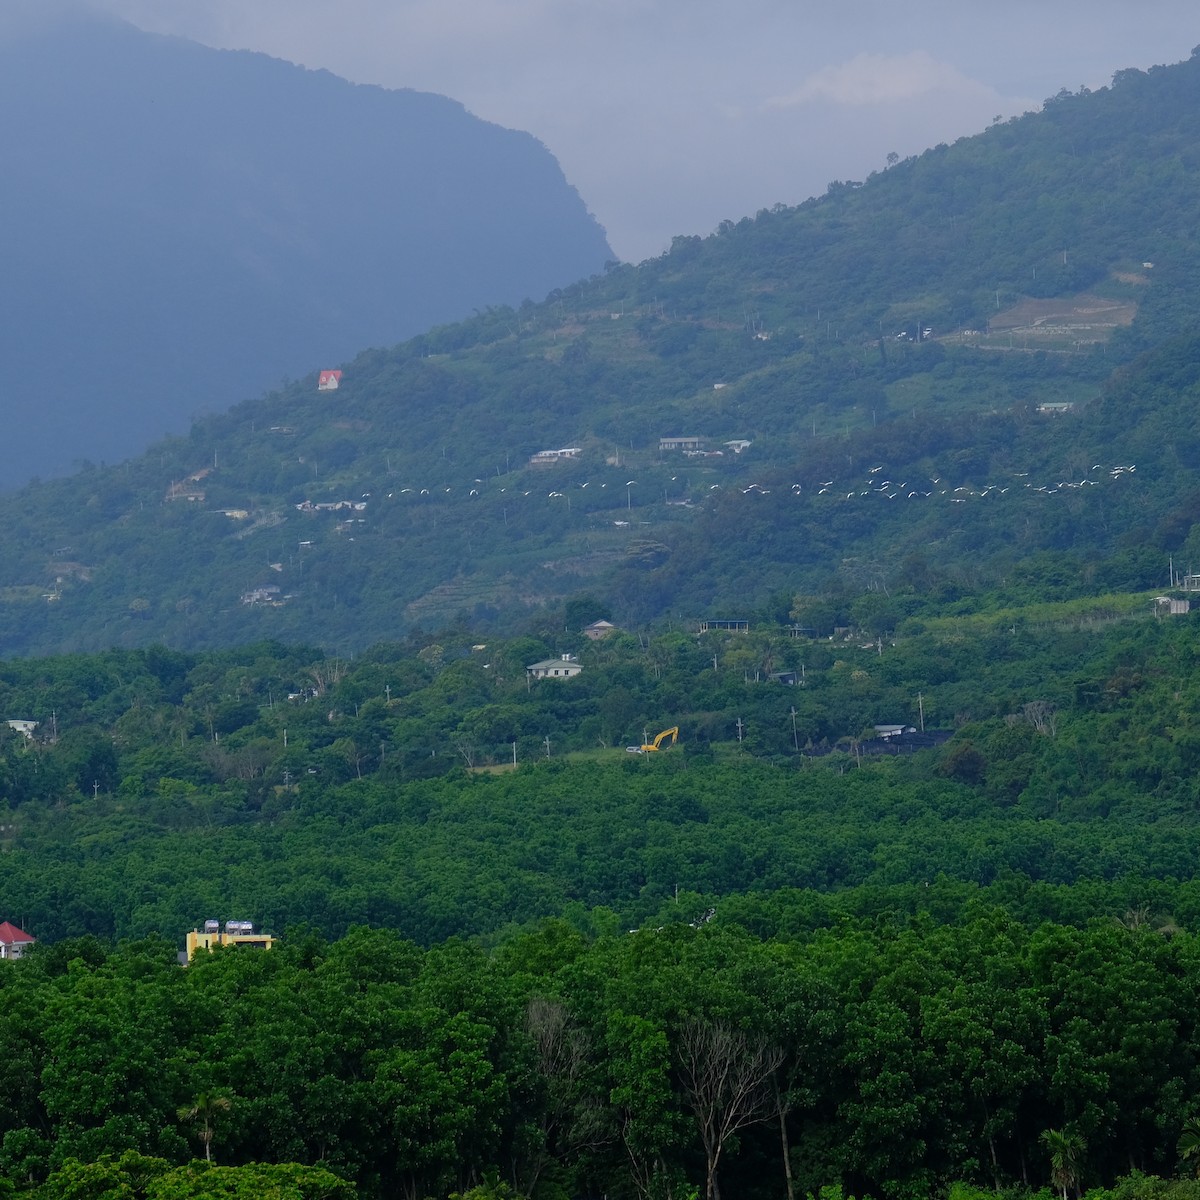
(11, 917, 1200, 1200)
(4, 598, 1200, 1196)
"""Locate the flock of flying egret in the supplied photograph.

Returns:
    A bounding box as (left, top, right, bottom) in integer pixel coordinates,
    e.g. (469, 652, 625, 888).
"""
(368, 463, 1136, 512)
(382, 479, 641, 500)
(780, 461, 1137, 502)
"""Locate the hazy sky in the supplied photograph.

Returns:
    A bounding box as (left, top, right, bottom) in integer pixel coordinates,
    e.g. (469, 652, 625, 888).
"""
(90, 1, 1200, 262)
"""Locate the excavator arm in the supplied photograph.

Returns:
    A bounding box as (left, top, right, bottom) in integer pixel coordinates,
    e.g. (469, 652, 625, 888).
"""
(642, 726, 679, 752)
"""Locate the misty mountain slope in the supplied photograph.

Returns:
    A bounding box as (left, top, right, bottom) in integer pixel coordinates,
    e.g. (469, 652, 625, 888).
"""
(0, 6, 611, 486)
(5, 50, 1200, 655)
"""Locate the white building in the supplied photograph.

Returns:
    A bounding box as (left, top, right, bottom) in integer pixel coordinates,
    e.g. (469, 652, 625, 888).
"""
(527, 654, 584, 679)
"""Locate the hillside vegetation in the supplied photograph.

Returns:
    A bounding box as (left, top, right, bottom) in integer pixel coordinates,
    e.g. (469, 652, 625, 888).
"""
(3, 598, 1200, 943)
(4, 54, 1200, 652)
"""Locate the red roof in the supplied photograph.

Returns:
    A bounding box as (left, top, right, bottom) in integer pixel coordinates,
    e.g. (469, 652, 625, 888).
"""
(0, 921, 33, 945)
(317, 370, 343, 387)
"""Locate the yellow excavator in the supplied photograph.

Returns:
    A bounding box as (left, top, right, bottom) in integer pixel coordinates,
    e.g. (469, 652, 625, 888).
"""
(627, 726, 680, 753)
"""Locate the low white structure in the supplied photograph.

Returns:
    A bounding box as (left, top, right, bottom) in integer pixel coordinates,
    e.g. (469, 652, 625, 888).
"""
(1155, 596, 1191, 615)
(241, 585, 282, 606)
(527, 654, 583, 680)
(529, 448, 582, 466)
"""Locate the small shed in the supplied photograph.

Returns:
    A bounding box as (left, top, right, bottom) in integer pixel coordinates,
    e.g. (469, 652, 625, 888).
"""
(874, 724, 916, 740)
(318, 370, 343, 391)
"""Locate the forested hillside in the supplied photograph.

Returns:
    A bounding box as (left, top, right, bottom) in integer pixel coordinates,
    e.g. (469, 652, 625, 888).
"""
(4, 52, 1200, 652)
(4, 596, 1200, 943)
(0, 3, 611, 486)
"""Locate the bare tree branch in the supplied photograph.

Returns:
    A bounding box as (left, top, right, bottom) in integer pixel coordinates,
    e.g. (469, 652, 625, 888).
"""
(678, 1019, 784, 1200)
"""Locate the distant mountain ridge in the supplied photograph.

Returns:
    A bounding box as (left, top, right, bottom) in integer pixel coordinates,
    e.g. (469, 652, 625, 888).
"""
(0, 4, 612, 485)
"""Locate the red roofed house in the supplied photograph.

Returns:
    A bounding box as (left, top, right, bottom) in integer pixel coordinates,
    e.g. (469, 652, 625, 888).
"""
(0, 921, 34, 959)
(317, 370, 343, 391)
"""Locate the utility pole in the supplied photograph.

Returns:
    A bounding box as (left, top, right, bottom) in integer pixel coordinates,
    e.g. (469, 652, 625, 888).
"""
(512, 741, 518, 767)
(790, 707, 799, 751)
(918, 693, 925, 733)
(735, 717, 745, 742)
(544, 735, 551, 759)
